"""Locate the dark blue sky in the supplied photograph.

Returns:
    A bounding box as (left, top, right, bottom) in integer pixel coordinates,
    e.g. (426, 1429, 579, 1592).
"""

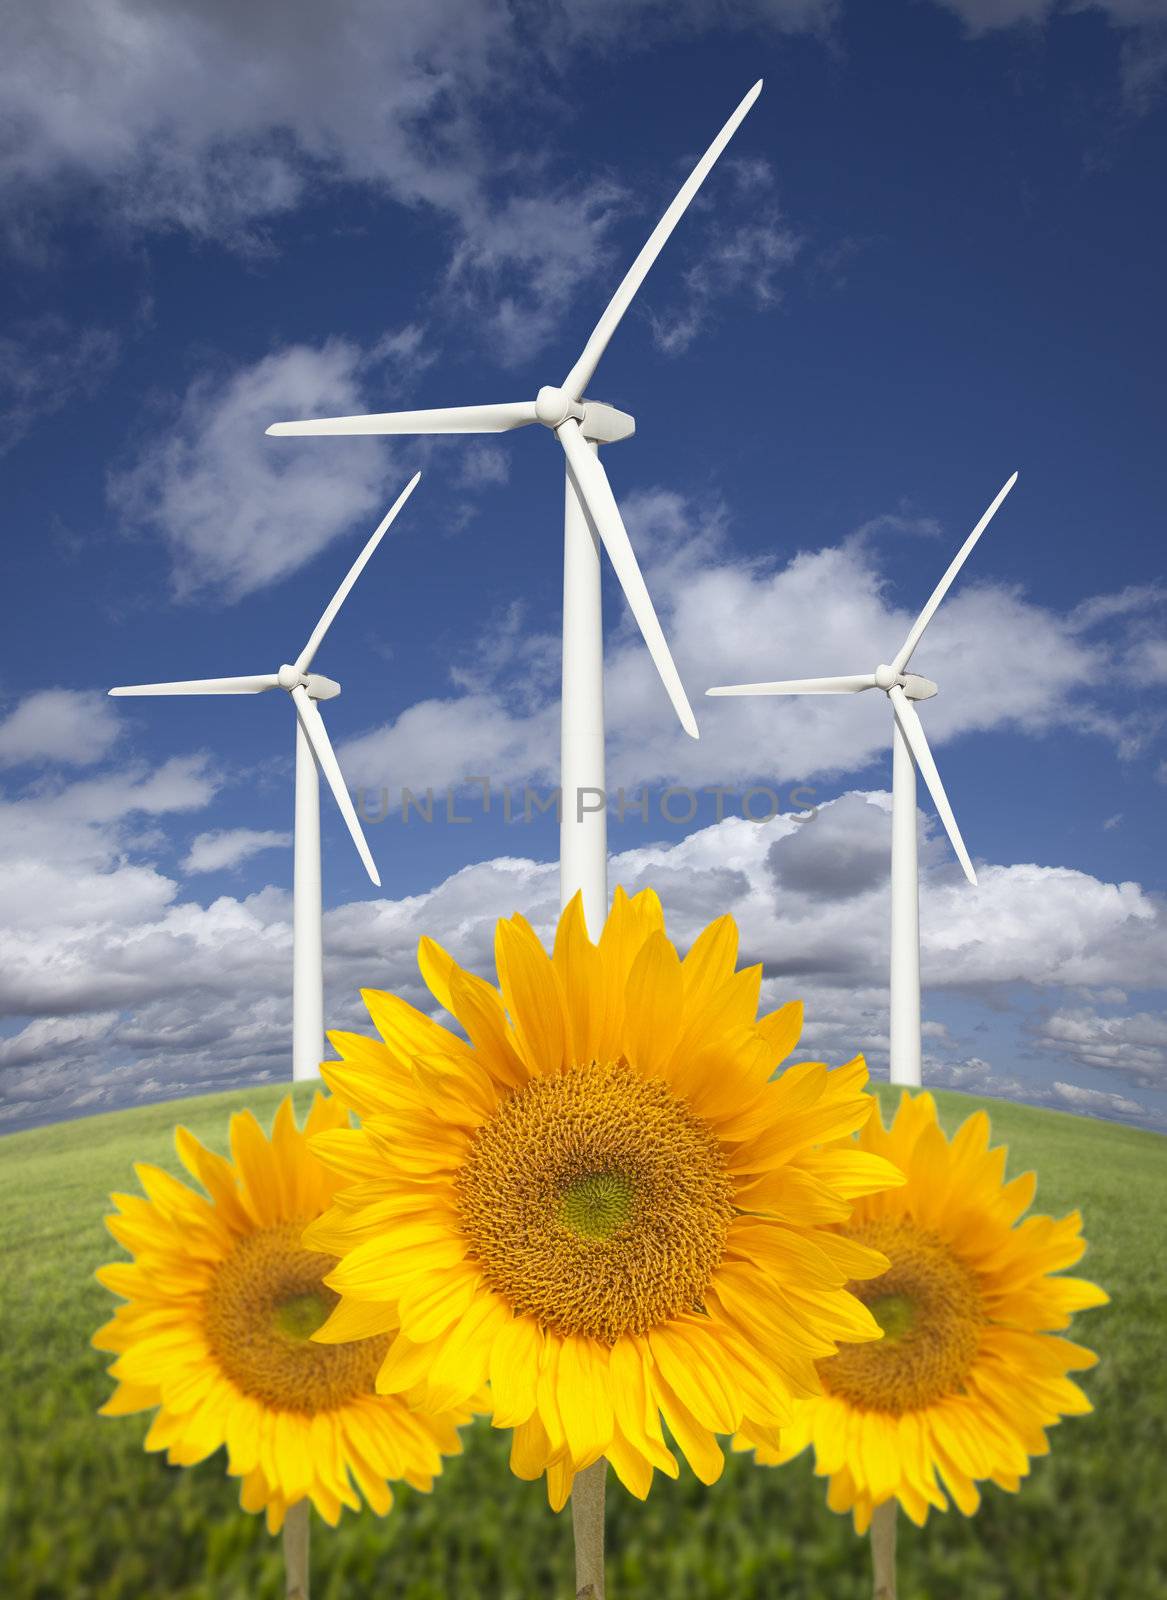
(1, 0, 1164, 1131)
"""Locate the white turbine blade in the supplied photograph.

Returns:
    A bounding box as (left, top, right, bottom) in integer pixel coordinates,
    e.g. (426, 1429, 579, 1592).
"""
(557, 418, 698, 738)
(295, 472, 421, 673)
(291, 685, 381, 887)
(560, 80, 763, 401)
(266, 401, 539, 437)
(707, 674, 878, 697)
(889, 685, 976, 885)
(109, 674, 280, 696)
(891, 472, 1019, 675)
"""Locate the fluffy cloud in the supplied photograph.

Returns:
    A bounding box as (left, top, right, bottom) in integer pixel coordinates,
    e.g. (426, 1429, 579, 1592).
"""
(3, 784, 1165, 1130)
(338, 484, 1156, 797)
(183, 828, 292, 874)
(0, 688, 121, 767)
(1033, 1006, 1167, 1088)
(107, 341, 401, 600)
(0, 0, 818, 364)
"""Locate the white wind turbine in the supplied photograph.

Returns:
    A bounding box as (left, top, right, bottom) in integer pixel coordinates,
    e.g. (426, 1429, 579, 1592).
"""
(707, 472, 1018, 1086)
(265, 82, 763, 937)
(108, 472, 421, 1081)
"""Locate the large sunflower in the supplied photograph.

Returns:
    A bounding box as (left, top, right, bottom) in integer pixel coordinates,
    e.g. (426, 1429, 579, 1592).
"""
(738, 1091, 1108, 1530)
(305, 887, 906, 1508)
(94, 1092, 468, 1533)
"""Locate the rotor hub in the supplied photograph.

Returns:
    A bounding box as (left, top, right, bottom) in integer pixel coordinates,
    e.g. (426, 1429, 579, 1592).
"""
(875, 664, 898, 691)
(277, 664, 302, 691)
(535, 385, 577, 429)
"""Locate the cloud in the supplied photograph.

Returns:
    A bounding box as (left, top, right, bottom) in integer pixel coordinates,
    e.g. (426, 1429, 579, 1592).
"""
(1049, 1080, 1148, 1120)
(183, 828, 292, 874)
(0, 0, 509, 247)
(0, 689, 121, 768)
(3, 783, 1165, 1130)
(0, 316, 120, 451)
(107, 341, 399, 600)
(1033, 1006, 1167, 1088)
(339, 484, 1159, 797)
(0, 1, 824, 362)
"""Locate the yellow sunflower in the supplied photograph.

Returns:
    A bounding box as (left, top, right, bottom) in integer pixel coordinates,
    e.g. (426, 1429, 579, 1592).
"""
(304, 886, 906, 1509)
(94, 1092, 469, 1533)
(738, 1090, 1108, 1531)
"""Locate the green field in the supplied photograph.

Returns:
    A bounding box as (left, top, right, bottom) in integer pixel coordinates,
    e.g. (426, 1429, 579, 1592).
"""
(1, 1082, 1161, 1599)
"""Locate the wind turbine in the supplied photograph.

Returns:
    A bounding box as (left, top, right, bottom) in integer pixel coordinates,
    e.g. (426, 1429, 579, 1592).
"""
(707, 472, 1018, 1087)
(108, 472, 421, 1081)
(265, 82, 764, 937)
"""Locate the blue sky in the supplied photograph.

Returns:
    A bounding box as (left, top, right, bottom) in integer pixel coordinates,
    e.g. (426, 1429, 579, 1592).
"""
(1, 0, 1165, 1132)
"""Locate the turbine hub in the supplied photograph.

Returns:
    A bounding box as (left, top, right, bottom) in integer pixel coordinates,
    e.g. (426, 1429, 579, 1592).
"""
(875, 663, 898, 690)
(535, 385, 576, 429)
(277, 663, 302, 691)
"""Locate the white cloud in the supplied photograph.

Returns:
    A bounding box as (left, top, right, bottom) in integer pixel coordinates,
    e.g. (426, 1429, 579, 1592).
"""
(107, 341, 398, 600)
(0, 1, 824, 363)
(1034, 1006, 1167, 1087)
(1050, 1081, 1147, 1120)
(3, 784, 1164, 1130)
(339, 484, 1157, 797)
(183, 828, 292, 874)
(0, 689, 121, 768)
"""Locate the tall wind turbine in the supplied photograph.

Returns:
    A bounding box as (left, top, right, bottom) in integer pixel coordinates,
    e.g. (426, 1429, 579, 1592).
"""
(108, 472, 421, 1081)
(707, 472, 1018, 1086)
(265, 83, 763, 937)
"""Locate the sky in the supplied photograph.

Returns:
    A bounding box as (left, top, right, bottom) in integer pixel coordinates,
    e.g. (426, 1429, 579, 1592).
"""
(1, 0, 1165, 1134)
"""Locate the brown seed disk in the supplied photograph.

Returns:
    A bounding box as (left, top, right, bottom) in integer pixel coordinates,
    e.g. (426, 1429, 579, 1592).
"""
(820, 1217, 986, 1414)
(454, 1060, 735, 1344)
(203, 1220, 389, 1412)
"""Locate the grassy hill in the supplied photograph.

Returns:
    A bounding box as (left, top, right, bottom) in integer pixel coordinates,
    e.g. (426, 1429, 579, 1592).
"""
(1, 1082, 1162, 1599)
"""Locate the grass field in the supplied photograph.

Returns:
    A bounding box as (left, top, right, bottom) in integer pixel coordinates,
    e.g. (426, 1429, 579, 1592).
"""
(1, 1081, 1162, 1599)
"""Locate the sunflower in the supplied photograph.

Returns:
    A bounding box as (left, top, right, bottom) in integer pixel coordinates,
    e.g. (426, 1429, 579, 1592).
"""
(737, 1090, 1108, 1531)
(94, 1092, 469, 1533)
(304, 886, 906, 1509)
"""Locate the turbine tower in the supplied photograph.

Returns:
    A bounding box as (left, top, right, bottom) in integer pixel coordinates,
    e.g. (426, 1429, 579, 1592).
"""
(108, 473, 421, 1080)
(265, 83, 763, 936)
(707, 472, 1017, 1086)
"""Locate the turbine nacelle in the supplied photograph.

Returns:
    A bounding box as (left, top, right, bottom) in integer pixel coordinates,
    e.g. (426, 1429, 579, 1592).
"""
(874, 664, 937, 700)
(277, 663, 340, 700)
(262, 83, 769, 742)
(106, 473, 423, 889)
(704, 472, 1020, 888)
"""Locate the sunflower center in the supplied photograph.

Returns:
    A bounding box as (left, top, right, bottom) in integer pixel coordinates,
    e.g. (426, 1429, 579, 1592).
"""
(204, 1221, 390, 1413)
(455, 1059, 735, 1343)
(819, 1219, 985, 1414)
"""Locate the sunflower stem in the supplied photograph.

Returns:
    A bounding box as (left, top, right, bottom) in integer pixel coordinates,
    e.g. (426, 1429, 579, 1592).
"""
(870, 1500, 897, 1600)
(283, 1498, 310, 1599)
(572, 1458, 607, 1599)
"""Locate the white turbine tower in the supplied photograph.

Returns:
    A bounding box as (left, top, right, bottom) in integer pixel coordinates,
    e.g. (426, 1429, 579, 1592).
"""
(108, 471, 421, 1082)
(707, 472, 1018, 1087)
(265, 82, 763, 937)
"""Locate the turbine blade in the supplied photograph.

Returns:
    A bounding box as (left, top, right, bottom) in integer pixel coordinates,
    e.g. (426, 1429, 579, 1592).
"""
(557, 418, 698, 738)
(707, 674, 878, 697)
(108, 675, 280, 696)
(891, 472, 1019, 675)
(560, 80, 763, 401)
(889, 685, 976, 885)
(295, 472, 421, 673)
(291, 685, 381, 887)
(266, 401, 539, 437)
